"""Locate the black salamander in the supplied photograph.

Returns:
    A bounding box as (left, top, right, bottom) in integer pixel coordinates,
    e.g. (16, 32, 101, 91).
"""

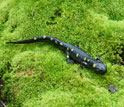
(6, 36, 107, 74)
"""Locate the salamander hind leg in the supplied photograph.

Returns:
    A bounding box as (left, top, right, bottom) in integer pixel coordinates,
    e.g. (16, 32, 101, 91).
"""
(79, 64, 84, 69)
(66, 51, 75, 64)
(79, 61, 89, 69)
(74, 45, 81, 49)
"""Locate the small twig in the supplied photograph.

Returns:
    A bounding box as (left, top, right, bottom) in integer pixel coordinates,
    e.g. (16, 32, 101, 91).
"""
(84, 77, 97, 86)
(41, 72, 45, 81)
(32, 8, 34, 17)
(0, 99, 6, 107)
(99, 50, 109, 57)
(75, 7, 81, 26)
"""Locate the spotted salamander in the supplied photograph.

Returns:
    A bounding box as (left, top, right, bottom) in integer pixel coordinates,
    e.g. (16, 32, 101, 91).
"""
(6, 36, 107, 74)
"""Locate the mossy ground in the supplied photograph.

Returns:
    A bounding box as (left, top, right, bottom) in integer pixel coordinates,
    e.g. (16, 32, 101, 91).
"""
(0, 0, 124, 107)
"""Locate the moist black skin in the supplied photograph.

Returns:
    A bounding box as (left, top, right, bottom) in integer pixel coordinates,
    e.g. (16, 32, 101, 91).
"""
(6, 36, 107, 74)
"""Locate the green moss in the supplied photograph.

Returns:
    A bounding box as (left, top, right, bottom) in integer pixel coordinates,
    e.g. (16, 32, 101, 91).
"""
(0, 0, 124, 107)
(23, 89, 111, 107)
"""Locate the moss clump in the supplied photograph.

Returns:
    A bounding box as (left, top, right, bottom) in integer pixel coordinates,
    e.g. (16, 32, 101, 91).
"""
(22, 89, 111, 107)
(0, 0, 124, 107)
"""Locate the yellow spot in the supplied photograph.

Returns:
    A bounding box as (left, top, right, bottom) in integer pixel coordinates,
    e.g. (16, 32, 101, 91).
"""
(87, 59, 90, 62)
(67, 55, 69, 58)
(84, 62, 87, 65)
(43, 36, 46, 39)
(55, 41, 58, 44)
(67, 48, 69, 51)
(84, 57, 86, 61)
(71, 49, 73, 52)
(93, 64, 96, 68)
(76, 53, 79, 57)
(60, 42, 63, 46)
(34, 37, 37, 40)
(50, 38, 53, 41)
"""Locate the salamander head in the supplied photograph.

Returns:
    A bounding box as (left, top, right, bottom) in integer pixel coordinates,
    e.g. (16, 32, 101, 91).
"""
(93, 62, 107, 74)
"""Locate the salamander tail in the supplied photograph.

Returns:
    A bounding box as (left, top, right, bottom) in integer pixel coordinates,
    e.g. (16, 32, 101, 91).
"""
(6, 41, 17, 44)
(6, 36, 62, 44)
(6, 36, 47, 44)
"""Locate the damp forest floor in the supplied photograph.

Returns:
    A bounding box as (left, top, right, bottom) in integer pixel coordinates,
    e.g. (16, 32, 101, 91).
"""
(0, 0, 124, 107)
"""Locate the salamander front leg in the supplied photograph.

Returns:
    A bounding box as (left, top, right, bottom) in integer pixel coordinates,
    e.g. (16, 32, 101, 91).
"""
(74, 45, 81, 49)
(66, 51, 74, 64)
(79, 62, 88, 69)
(95, 56, 103, 63)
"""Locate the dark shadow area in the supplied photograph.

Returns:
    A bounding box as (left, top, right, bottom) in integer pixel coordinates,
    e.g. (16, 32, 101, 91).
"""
(120, 47, 124, 65)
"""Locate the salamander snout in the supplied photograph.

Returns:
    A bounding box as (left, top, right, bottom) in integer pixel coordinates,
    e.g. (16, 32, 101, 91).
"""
(95, 63, 107, 74)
